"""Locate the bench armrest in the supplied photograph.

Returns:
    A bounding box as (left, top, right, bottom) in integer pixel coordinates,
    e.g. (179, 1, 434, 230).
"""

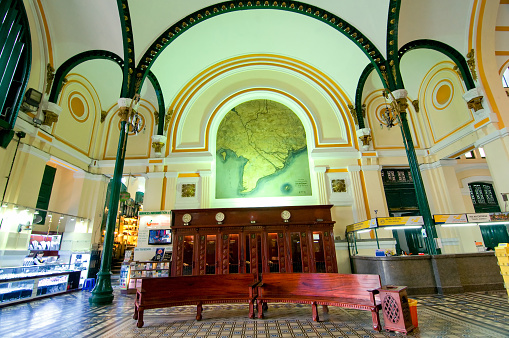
(367, 288, 380, 306)
(249, 280, 262, 299)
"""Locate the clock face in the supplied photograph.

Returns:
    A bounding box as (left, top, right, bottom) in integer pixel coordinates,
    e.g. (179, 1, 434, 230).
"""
(215, 212, 225, 222)
(281, 210, 291, 220)
(182, 213, 192, 223)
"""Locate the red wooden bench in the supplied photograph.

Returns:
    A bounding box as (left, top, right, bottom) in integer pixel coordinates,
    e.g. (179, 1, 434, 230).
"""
(255, 273, 382, 331)
(133, 274, 258, 328)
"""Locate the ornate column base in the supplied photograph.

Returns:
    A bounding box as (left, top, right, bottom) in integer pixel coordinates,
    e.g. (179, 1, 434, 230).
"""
(89, 270, 114, 306)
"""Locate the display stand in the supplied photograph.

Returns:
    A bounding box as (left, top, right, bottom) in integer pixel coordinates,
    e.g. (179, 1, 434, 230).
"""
(120, 260, 171, 294)
(0, 265, 76, 306)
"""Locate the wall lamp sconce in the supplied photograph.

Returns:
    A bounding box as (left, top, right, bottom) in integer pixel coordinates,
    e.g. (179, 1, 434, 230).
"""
(20, 88, 43, 112)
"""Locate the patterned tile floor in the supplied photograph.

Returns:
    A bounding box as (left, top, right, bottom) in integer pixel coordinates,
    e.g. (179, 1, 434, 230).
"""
(0, 287, 508, 338)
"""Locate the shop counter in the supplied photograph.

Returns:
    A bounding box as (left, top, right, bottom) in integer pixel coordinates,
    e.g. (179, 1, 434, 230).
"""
(0, 264, 79, 306)
(351, 252, 505, 295)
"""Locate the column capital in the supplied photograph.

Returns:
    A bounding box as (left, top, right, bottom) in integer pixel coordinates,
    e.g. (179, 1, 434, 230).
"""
(198, 170, 212, 177)
(314, 166, 327, 173)
(145, 172, 166, 179)
(391, 89, 408, 100)
(151, 135, 167, 157)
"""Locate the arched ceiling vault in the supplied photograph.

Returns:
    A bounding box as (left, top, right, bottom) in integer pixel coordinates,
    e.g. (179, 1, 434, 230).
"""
(40, 0, 478, 146)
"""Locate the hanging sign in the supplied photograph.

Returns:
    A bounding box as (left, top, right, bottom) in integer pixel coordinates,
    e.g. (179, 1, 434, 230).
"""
(466, 213, 490, 223)
(433, 214, 467, 224)
(119, 191, 131, 202)
(377, 216, 424, 227)
(346, 218, 377, 233)
(489, 212, 509, 222)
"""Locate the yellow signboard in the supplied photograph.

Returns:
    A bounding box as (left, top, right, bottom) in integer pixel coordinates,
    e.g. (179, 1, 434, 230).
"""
(346, 219, 377, 233)
(433, 214, 466, 224)
(377, 216, 424, 227)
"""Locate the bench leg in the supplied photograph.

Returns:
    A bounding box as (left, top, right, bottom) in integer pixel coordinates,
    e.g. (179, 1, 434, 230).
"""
(249, 300, 255, 319)
(257, 299, 264, 319)
(322, 305, 329, 314)
(312, 302, 319, 322)
(133, 304, 138, 320)
(137, 309, 144, 328)
(371, 308, 381, 331)
(196, 302, 203, 321)
(262, 302, 268, 311)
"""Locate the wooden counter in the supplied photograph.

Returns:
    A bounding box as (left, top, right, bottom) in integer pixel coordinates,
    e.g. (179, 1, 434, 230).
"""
(351, 252, 505, 295)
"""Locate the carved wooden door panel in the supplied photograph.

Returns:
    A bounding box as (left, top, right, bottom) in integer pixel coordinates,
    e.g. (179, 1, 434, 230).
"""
(173, 234, 184, 276)
(322, 230, 337, 273)
(277, 232, 287, 273)
(300, 232, 311, 273)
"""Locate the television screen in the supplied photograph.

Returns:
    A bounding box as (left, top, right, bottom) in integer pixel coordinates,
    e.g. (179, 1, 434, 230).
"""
(148, 229, 172, 245)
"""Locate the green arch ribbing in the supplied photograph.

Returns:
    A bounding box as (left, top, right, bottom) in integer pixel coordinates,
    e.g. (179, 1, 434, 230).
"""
(354, 63, 375, 129)
(146, 71, 166, 135)
(384, 0, 403, 89)
(131, 1, 387, 95)
(398, 39, 475, 90)
(116, 0, 136, 97)
(48, 50, 124, 103)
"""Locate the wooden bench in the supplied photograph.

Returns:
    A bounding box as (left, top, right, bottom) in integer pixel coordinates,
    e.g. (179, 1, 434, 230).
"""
(256, 273, 382, 331)
(133, 274, 258, 328)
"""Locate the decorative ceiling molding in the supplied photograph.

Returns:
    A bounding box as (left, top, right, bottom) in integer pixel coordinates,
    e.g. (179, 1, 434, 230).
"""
(398, 39, 476, 90)
(133, 1, 387, 96)
(49, 50, 124, 103)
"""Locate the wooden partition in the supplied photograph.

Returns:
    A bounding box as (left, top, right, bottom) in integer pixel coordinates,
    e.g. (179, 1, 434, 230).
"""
(171, 205, 337, 276)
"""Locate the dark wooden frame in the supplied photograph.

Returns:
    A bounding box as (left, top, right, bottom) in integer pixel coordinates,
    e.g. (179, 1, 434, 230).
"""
(171, 205, 337, 277)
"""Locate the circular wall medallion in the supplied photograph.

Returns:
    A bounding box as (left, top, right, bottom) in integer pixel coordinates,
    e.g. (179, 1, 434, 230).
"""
(432, 79, 454, 110)
(68, 91, 89, 123)
(182, 213, 192, 224)
(281, 210, 291, 221)
(215, 212, 225, 222)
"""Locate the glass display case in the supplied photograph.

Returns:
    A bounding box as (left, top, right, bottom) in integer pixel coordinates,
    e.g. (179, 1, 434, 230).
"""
(0, 264, 74, 306)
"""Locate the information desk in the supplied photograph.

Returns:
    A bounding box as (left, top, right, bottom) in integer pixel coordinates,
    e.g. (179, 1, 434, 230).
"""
(351, 252, 505, 295)
(0, 264, 79, 306)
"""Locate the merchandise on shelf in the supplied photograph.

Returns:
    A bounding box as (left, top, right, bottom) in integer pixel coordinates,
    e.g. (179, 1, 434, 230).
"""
(119, 260, 171, 294)
(0, 265, 73, 305)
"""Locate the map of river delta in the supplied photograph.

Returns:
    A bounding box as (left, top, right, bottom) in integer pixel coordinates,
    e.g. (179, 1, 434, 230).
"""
(216, 99, 312, 199)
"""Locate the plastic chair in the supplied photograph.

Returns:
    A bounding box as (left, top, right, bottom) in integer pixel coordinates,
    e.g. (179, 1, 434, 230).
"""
(82, 278, 96, 291)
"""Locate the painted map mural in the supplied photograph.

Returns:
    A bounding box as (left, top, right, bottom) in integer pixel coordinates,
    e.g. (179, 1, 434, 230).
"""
(216, 99, 312, 199)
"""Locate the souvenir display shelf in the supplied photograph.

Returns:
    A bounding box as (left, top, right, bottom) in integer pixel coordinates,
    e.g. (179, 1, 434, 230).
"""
(120, 261, 171, 294)
(0, 264, 74, 306)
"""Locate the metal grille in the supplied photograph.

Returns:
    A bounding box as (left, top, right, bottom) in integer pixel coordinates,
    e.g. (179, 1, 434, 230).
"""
(382, 294, 400, 324)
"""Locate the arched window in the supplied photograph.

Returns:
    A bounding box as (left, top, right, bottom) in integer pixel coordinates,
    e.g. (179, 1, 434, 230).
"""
(468, 182, 500, 213)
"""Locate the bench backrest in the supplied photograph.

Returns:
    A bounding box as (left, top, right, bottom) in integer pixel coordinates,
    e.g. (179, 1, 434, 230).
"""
(259, 273, 381, 301)
(138, 273, 257, 303)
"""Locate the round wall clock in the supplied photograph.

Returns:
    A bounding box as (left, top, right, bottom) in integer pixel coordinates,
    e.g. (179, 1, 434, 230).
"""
(281, 210, 291, 221)
(182, 213, 192, 224)
(215, 212, 225, 223)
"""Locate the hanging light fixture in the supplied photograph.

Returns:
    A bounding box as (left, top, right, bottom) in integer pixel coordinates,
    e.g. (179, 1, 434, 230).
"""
(380, 89, 399, 129)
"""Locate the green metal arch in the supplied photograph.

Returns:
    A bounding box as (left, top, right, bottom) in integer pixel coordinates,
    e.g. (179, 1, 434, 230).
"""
(354, 63, 375, 129)
(117, 0, 136, 97)
(146, 71, 166, 134)
(48, 51, 124, 103)
(385, 0, 403, 89)
(398, 39, 475, 90)
(132, 0, 387, 95)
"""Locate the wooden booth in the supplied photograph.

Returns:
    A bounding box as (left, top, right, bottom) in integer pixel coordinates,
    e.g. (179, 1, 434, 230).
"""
(171, 205, 337, 276)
